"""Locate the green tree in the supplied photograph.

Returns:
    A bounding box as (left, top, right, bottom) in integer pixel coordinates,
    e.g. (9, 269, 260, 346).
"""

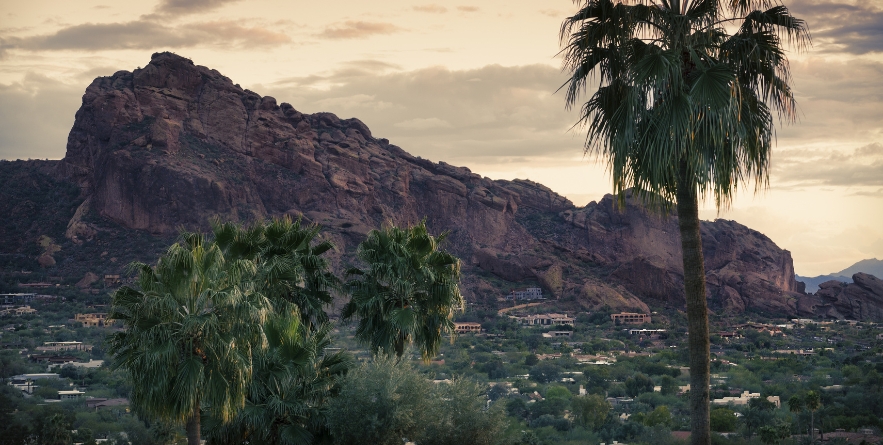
(788, 395, 803, 439)
(805, 391, 821, 442)
(525, 353, 539, 366)
(506, 397, 529, 419)
(559, 2, 808, 444)
(0, 386, 29, 445)
(529, 360, 562, 384)
(571, 394, 611, 431)
(39, 413, 72, 445)
(326, 357, 434, 445)
(710, 407, 737, 432)
(643, 405, 674, 427)
(72, 427, 97, 445)
(343, 221, 463, 361)
(758, 421, 792, 445)
(107, 233, 270, 445)
(745, 396, 777, 438)
(419, 378, 509, 445)
(206, 315, 352, 445)
(545, 385, 573, 401)
(659, 375, 679, 396)
(212, 217, 338, 328)
(625, 373, 654, 397)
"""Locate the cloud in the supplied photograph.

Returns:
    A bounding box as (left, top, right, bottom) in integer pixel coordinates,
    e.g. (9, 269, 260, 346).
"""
(413, 4, 447, 13)
(773, 143, 883, 187)
(318, 21, 404, 40)
(790, 0, 883, 54)
(539, 9, 562, 18)
(339, 59, 402, 72)
(776, 57, 883, 145)
(260, 62, 583, 165)
(457, 6, 479, 12)
(394, 117, 452, 130)
(0, 73, 82, 160)
(155, 0, 242, 15)
(314, 94, 393, 111)
(0, 19, 290, 52)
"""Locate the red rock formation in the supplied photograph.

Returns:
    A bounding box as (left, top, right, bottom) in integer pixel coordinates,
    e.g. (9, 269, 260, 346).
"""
(798, 273, 883, 321)
(4, 52, 859, 317)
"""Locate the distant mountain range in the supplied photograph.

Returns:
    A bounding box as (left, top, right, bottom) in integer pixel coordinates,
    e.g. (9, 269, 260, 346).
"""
(797, 258, 883, 293)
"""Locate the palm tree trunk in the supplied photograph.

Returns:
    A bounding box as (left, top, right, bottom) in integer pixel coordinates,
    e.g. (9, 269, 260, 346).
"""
(810, 411, 814, 443)
(186, 403, 201, 445)
(676, 166, 711, 445)
(394, 335, 405, 359)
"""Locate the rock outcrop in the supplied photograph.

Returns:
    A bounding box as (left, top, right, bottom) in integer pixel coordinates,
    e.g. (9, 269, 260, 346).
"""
(6, 52, 876, 318)
(798, 273, 883, 321)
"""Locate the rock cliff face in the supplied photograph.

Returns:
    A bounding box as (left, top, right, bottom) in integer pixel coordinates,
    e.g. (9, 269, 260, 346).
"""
(797, 273, 883, 321)
(8, 52, 877, 318)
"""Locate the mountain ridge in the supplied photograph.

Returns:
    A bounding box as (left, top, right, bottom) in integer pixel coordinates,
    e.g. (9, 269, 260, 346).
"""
(4, 52, 881, 320)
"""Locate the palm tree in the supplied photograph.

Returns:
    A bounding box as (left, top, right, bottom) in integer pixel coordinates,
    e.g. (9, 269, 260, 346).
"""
(559, 1, 809, 444)
(343, 221, 463, 361)
(213, 217, 338, 328)
(805, 391, 821, 442)
(787, 395, 803, 440)
(107, 233, 270, 445)
(205, 314, 352, 445)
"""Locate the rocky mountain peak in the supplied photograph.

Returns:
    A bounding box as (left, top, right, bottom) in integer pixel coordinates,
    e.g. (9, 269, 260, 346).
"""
(6, 53, 881, 319)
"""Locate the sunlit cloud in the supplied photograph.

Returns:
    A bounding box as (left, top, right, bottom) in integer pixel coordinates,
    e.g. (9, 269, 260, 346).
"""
(413, 4, 447, 13)
(318, 21, 404, 40)
(0, 19, 290, 52)
(155, 0, 242, 15)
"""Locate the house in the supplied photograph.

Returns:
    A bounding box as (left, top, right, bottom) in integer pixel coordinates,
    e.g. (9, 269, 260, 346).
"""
(454, 322, 482, 334)
(18, 283, 55, 289)
(504, 287, 544, 301)
(628, 328, 666, 336)
(58, 389, 85, 400)
(8, 373, 60, 393)
(29, 355, 78, 365)
(510, 313, 575, 326)
(0, 305, 37, 316)
(0, 293, 36, 305)
(36, 341, 93, 352)
(611, 312, 651, 324)
(542, 331, 573, 338)
(711, 390, 780, 408)
(74, 313, 109, 327)
(772, 349, 815, 356)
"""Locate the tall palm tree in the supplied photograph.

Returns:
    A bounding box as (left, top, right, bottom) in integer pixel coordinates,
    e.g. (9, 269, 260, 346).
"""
(805, 390, 821, 442)
(559, 1, 809, 443)
(343, 221, 463, 361)
(787, 395, 803, 439)
(205, 314, 352, 445)
(213, 217, 338, 328)
(107, 233, 270, 445)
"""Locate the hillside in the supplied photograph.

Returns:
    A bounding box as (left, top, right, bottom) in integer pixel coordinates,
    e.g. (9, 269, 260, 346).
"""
(5, 52, 881, 320)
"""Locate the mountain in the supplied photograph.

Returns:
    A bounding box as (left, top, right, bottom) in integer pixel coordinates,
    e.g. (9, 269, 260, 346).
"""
(796, 258, 883, 293)
(838, 258, 883, 277)
(4, 52, 881, 320)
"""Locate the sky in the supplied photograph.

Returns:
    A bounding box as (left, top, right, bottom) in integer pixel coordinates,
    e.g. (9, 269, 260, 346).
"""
(0, 0, 881, 276)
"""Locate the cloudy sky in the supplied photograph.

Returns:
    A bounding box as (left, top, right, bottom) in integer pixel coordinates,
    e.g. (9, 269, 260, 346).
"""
(1, 0, 881, 276)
